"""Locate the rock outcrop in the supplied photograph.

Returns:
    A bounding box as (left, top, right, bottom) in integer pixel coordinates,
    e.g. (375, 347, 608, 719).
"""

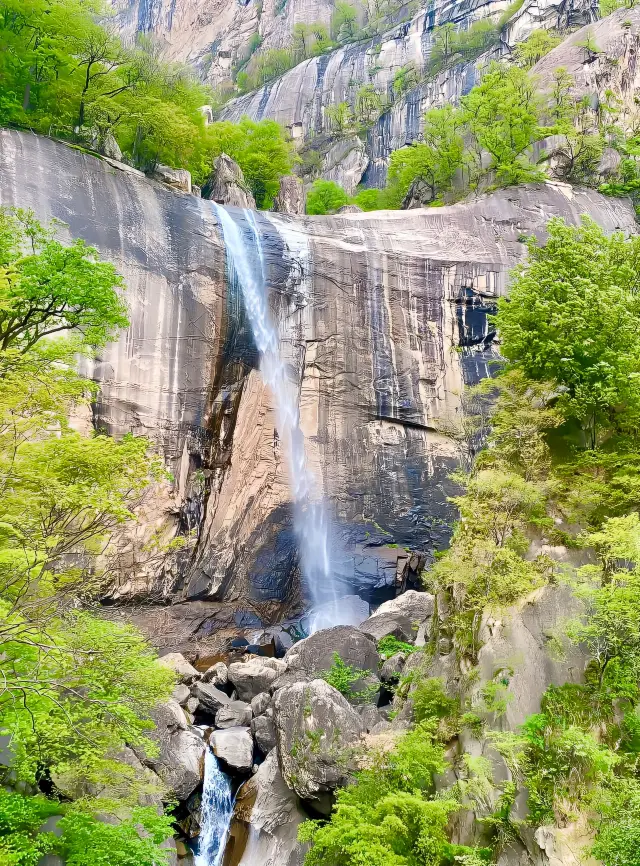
(202, 154, 257, 208)
(0, 131, 635, 649)
(273, 175, 306, 215)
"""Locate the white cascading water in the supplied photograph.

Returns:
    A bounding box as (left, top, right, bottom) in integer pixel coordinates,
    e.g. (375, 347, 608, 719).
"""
(213, 204, 353, 631)
(194, 749, 234, 866)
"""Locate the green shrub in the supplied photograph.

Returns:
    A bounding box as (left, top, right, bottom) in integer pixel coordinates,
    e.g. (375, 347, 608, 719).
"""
(306, 180, 349, 214)
(377, 635, 419, 658)
(319, 652, 378, 702)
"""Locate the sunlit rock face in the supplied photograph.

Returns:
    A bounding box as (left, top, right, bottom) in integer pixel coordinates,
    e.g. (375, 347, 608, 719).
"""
(220, 0, 598, 186)
(108, 0, 336, 86)
(0, 130, 634, 620)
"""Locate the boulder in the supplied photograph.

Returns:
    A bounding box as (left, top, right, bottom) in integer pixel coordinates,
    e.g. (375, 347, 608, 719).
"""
(186, 697, 199, 715)
(270, 670, 310, 693)
(37, 857, 65, 866)
(273, 175, 305, 214)
(215, 700, 252, 729)
(376, 590, 435, 625)
(210, 726, 254, 773)
(202, 662, 228, 686)
(381, 652, 407, 683)
(251, 713, 277, 755)
(337, 204, 363, 213)
(228, 658, 286, 701)
(224, 750, 309, 866)
(250, 692, 272, 716)
(140, 701, 205, 800)
(191, 681, 232, 714)
(172, 683, 191, 705)
(283, 626, 379, 678)
(152, 164, 192, 194)
(360, 610, 415, 643)
(273, 679, 365, 800)
(202, 153, 256, 208)
(358, 704, 385, 732)
(158, 653, 200, 684)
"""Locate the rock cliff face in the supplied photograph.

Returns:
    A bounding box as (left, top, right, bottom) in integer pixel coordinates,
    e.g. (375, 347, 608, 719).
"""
(0, 130, 634, 643)
(220, 0, 597, 186)
(108, 0, 336, 86)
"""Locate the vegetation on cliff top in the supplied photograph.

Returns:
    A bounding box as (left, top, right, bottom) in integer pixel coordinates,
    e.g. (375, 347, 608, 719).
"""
(0, 208, 175, 865)
(0, 0, 296, 197)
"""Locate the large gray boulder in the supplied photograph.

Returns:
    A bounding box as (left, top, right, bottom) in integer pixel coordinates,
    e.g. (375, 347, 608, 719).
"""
(273, 175, 305, 214)
(359, 610, 415, 642)
(284, 626, 379, 678)
(152, 164, 192, 194)
(191, 681, 231, 714)
(251, 692, 272, 716)
(361, 590, 435, 643)
(228, 658, 287, 701)
(224, 750, 308, 866)
(376, 590, 435, 624)
(210, 726, 254, 773)
(215, 700, 252, 729)
(140, 700, 205, 800)
(273, 679, 365, 801)
(202, 153, 256, 208)
(202, 662, 228, 686)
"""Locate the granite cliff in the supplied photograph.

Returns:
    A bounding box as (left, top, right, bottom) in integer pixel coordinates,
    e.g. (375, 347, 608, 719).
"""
(0, 128, 634, 655)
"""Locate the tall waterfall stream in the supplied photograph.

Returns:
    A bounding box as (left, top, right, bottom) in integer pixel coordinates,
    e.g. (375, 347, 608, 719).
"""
(213, 204, 343, 627)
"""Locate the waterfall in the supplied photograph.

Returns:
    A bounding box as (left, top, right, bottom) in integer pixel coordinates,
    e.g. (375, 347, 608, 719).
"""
(194, 749, 234, 866)
(213, 205, 353, 631)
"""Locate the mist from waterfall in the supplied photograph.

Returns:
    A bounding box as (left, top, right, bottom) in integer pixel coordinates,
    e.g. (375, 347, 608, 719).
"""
(213, 204, 353, 632)
(194, 749, 234, 866)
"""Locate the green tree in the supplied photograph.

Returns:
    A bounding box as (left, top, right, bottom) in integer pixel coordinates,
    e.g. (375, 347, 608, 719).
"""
(331, 1, 359, 41)
(325, 100, 353, 132)
(495, 217, 640, 447)
(0, 209, 128, 352)
(355, 84, 383, 125)
(299, 724, 458, 866)
(392, 62, 419, 97)
(292, 22, 330, 60)
(460, 62, 543, 184)
(0, 211, 175, 866)
(387, 104, 464, 203)
(306, 179, 349, 214)
(513, 29, 561, 67)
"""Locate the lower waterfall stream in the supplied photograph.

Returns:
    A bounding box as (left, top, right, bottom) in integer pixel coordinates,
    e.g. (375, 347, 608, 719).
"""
(194, 749, 234, 866)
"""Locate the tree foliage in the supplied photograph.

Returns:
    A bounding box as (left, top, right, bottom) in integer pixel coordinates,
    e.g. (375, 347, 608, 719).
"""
(0, 0, 211, 172)
(306, 179, 349, 214)
(0, 210, 175, 865)
(496, 217, 640, 447)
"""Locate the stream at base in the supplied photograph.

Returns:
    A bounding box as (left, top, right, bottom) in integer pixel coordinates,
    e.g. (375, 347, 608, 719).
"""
(194, 749, 234, 866)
